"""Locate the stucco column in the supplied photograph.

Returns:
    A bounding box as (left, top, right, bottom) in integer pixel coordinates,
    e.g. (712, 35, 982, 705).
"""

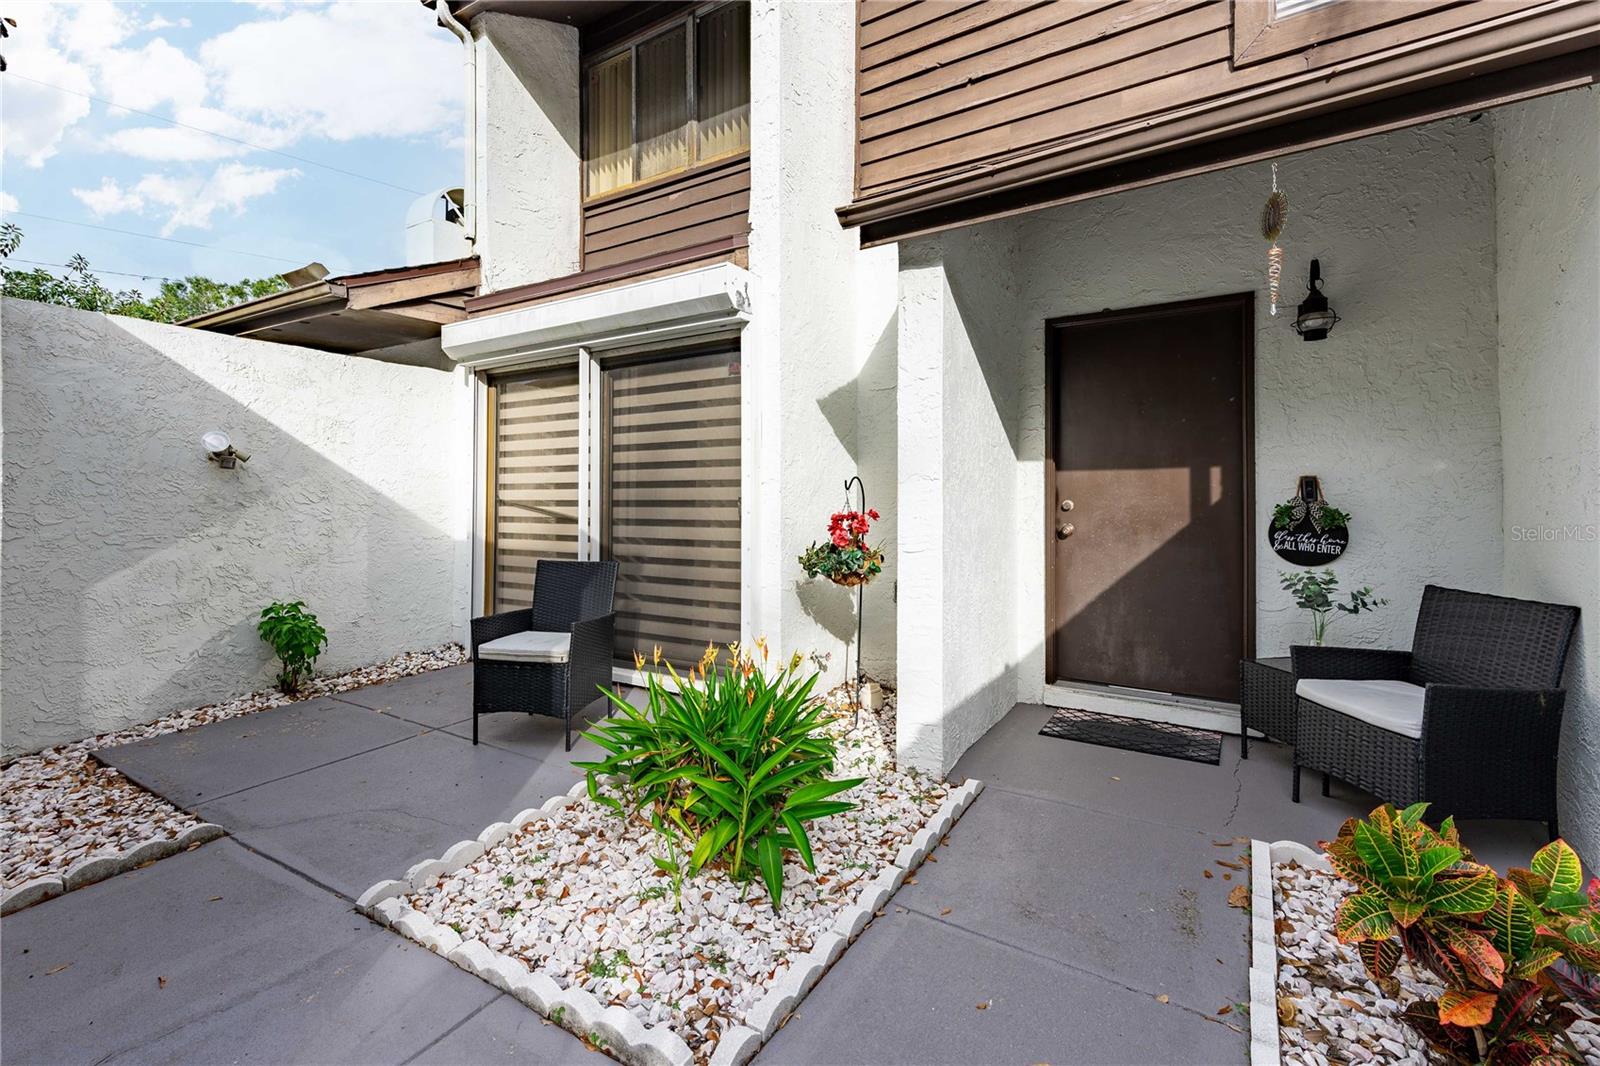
(473, 14, 580, 293)
(894, 231, 1025, 777)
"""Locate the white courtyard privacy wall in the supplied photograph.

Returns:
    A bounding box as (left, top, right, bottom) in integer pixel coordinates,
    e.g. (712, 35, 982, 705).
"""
(1492, 87, 1600, 867)
(1, 300, 473, 758)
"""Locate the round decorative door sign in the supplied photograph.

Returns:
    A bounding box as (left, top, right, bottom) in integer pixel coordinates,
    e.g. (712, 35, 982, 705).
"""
(1269, 475, 1349, 566)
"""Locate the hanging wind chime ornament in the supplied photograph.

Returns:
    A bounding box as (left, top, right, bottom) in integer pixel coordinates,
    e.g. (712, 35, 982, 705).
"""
(1262, 163, 1289, 317)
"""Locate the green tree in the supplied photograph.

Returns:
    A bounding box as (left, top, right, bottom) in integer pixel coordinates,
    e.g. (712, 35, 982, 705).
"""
(0, 223, 288, 324)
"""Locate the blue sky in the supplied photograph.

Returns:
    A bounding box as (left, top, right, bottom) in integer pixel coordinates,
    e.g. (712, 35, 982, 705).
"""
(1, 1, 464, 292)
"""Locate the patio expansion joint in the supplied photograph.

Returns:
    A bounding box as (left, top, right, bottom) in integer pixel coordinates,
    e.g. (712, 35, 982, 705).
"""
(892, 902, 1246, 1034)
(176, 729, 435, 806)
(397, 991, 507, 1066)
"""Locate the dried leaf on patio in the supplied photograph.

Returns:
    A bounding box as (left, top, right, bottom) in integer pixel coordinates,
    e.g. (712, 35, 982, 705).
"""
(1155, 994, 1170, 1004)
(1227, 885, 1251, 908)
(1215, 859, 1245, 870)
(976, 1000, 991, 1010)
(1217, 1004, 1233, 1015)
(158, 976, 167, 989)
(1203, 869, 1214, 878)
(44, 963, 70, 975)
(939, 907, 952, 916)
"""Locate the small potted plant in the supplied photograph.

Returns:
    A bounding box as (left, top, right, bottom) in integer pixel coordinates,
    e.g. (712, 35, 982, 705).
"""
(799, 509, 883, 587)
(1279, 568, 1387, 645)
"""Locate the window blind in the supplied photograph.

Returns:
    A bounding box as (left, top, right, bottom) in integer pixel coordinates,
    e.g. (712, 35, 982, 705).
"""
(604, 351, 741, 668)
(696, 3, 750, 161)
(637, 25, 689, 181)
(492, 368, 581, 611)
(585, 52, 632, 198)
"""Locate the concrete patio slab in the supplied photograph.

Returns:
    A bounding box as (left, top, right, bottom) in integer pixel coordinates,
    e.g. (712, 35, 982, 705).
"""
(95, 695, 424, 806)
(0, 838, 498, 1066)
(892, 786, 1248, 1015)
(407, 992, 596, 1063)
(332, 664, 474, 728)
(953, 703, 1546, 870)
(757, 905, 1245, 1065)
(436, 694, 616, 758)
(196, 729, 584, 899)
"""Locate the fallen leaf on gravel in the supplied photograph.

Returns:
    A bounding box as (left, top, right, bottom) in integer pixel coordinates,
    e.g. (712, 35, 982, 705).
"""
(975, 1000, 991, 1010)
(1277, 995, 1298, 1027)
(1156, 994, 1170, 1004)
(45, 963, 70, 975)
(1227, 885, 1250, 908)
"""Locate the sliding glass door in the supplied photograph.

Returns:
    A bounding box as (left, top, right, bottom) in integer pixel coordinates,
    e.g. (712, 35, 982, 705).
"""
(487, 346, 741, 671)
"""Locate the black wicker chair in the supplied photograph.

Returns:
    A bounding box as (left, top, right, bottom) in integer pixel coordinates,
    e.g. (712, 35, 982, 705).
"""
(1291, 584, 1578, 837)
(470, 559, 618, 751)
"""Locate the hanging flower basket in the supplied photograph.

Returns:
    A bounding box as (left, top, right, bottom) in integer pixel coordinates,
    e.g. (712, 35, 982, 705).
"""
(799, 509, 883, 588)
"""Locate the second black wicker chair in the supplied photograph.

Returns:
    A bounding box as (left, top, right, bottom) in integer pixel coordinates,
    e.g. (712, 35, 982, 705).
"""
(470, 559, 618, 751)
(1291, 584, 1579, 838)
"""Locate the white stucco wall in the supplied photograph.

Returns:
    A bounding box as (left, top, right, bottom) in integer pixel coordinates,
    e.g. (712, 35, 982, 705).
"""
(474, 13, 580, 294)
(1011, 115, 1505, 689)
(895, 228, 1025, 773)
(1492, 87, 1600, 865)
(1, 300, 473, 757)
(746, 0, 898, 688)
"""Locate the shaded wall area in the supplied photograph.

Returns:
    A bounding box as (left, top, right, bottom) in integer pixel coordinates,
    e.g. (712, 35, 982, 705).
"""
(2, 300, 473, 756)
(1492, 87, 1600, 866)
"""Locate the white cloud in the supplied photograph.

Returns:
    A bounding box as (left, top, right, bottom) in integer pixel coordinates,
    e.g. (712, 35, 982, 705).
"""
(71, 163, 301, 232)
(201, 1, 460, 142)
(96, 38, 209, 113)
(72, 176, 148, 216)
(1, 191, 18, 213)
(142, 15, 191, 32)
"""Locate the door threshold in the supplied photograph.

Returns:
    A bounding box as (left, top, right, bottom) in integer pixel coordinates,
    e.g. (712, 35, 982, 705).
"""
(1043, 680, 1241, 734)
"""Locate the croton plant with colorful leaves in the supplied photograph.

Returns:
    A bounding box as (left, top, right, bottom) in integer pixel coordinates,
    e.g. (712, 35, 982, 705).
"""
(1323, 803, 1600, 1064)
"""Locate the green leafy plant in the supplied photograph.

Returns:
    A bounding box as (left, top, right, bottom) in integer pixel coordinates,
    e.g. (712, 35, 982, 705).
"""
(1325, 804, 1600, 1063)
(257, 600, 329, 694)
(575, 641, 862, 910)
(1279, 568, 1386, 645)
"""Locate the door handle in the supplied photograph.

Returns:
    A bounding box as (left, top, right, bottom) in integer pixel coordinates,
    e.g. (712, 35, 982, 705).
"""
(1057, 523, 1075, 539)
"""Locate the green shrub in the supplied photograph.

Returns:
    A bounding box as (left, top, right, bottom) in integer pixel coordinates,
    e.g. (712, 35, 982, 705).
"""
(1324, 803, 1600, 1063)
(574, 641, 862, 910)
(257, 600, 328, 694)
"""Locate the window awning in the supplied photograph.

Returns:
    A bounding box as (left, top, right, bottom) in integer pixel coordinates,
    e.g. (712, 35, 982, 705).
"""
(440, 261, 750, 371)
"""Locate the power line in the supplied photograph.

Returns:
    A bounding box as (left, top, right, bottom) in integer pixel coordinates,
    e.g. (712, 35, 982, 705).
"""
(8, 73, 428, 196)
(7, 211, 304, 266)
(4, 257, 178, 282)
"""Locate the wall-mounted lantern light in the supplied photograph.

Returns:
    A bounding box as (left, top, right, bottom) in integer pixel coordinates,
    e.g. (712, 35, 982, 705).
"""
(1292, 258, 1340, 341)
(201, 430, 250, 469)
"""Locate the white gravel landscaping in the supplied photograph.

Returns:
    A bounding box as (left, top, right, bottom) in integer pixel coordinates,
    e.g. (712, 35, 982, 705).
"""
(1271, 860, 1600, 1066)
(2, 644, 466, 903)
(369, 687, 983, 1066)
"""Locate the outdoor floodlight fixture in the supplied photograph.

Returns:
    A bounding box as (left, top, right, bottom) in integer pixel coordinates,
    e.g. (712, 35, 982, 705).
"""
(1292, 258, 1341, 341)
(201, 430, 249, 469)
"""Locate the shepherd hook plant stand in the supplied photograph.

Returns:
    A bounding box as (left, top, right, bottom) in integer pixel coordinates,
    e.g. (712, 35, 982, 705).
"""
(844, 476, 867, 725)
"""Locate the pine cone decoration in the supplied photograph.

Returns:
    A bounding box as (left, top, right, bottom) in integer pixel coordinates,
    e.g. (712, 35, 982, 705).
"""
(1261, 190, 1289, 242)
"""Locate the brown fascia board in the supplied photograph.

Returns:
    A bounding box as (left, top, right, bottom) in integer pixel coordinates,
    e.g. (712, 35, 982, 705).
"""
(337, 258, 480, 311)
(837, 6, 1600, 244)
(179, 279, 342, 332)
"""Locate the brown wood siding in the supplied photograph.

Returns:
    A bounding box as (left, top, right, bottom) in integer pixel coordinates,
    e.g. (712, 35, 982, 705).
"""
(582, 152, 750, 271)
(848, 0, 1599, 235)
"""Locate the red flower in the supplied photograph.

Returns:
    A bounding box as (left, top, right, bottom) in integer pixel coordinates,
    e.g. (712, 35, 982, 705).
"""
(868, 509, 880, 520)
(831, 530, 851, 548)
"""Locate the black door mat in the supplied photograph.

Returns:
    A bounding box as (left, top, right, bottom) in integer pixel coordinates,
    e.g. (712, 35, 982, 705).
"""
(1039, 707, 1223, 766)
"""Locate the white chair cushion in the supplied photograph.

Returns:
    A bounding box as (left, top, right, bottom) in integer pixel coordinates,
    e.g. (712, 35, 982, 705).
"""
(1296, 678, 1426, 740)
(477, 630, 571, 664)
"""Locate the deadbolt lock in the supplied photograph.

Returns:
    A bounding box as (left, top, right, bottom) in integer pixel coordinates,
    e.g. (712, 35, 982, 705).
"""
(1060, 499, 1074, 512)
(1057, 523, 1075, 539)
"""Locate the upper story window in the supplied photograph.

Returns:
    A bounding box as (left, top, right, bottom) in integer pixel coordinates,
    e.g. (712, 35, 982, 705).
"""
(583, 2, 750, 200)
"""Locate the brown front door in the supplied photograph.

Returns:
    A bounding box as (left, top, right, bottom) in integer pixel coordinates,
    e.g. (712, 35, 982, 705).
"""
(1046, 295, 1253, 702)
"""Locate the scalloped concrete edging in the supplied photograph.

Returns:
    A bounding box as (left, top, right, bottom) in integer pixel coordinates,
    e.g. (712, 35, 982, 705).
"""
(360, 777, 985, 1066)
(1248, 839, 1331, 1066)
(1, 822, 226, 916)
